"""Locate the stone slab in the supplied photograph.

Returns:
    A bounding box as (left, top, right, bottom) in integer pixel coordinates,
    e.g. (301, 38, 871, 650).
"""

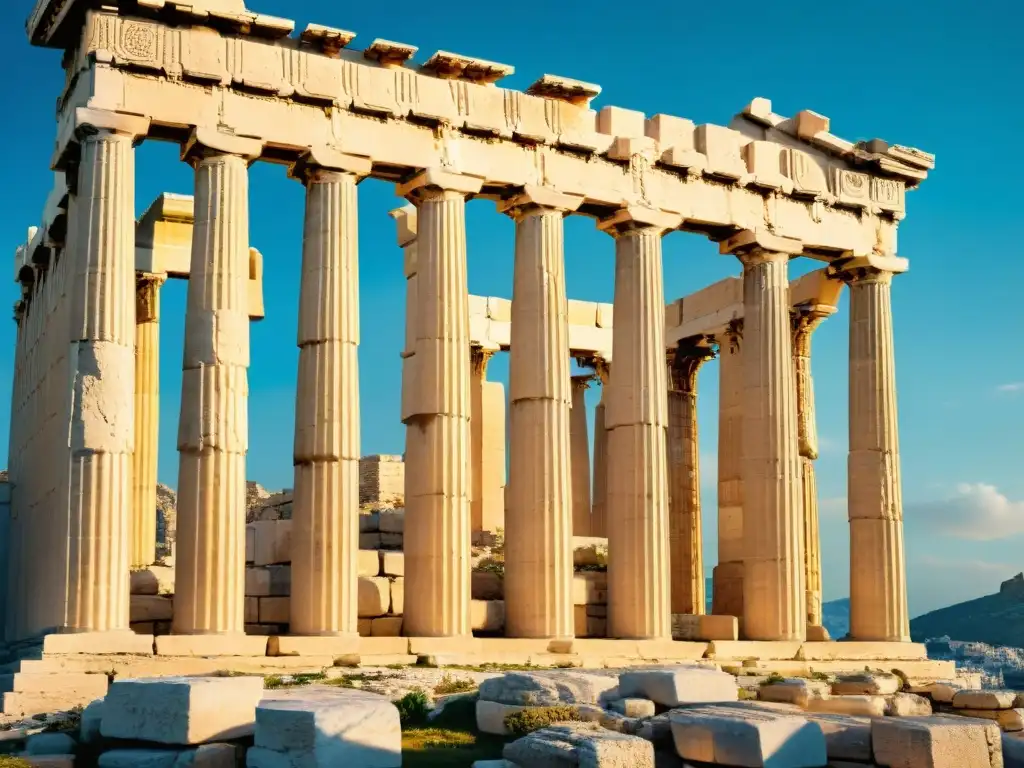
(758, 678, 830, 708)
(250, 686, 401, 768)
(953, 690, 1018, 710)
(267, 636, 361, 658)
(503, 722, 654, 767)
(833, 672, 901, 696)
(808, 695, 887, 717)
(22, 757, 75, 768)
(800, 712, 872, 762)
(618, 666, 737, 707)
(42, 631, 154, 656)
(798, 641, 927, 661)
(955, 708, 1024, 732)
(670, 704, 828, 767)
(101, 675, 264, 744)
(888, 692, 933, 717)
(872, 715, 1003, 768)
(155, 635, 270, 657)
(479, 670, 618, 707)
(708, 640, 802, 660)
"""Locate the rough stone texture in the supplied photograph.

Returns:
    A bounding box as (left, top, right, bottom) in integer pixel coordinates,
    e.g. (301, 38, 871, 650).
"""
(758, 678, 830, 708)
(832, 672, 901, 696)
(953, 690, 1018, 710)
(887, 693, 932, 717)
(100, 675, 264, 744)
(872, 715, 1003, 768)
(610, 698, 656, 718)
(475, 700, 530, 736)
(359, 455, 405, 507)
(26, 733, 76, 755)
(130, 566, 176, 596)
(954, 708, 1024, 732)
(478, 671, 618, 707)
(617, 667, 737, 707)
(801, 712, 872, 762)
(669, 704, 827, 767)
(503, 722, 654, 768)
(807, 695, 887, 717)
(98, 745, 236, 768)
(248, 686, 401, 768)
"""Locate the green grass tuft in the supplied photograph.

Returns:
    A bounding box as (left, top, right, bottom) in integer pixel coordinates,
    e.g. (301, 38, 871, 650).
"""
(433, 674, 477, 696)
(503, 706, 582, 737)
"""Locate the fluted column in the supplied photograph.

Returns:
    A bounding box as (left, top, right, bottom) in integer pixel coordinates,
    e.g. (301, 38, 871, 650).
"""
(599, 207, 680, 640)
(392, 205, 419, 427)
(501, 187, 581, 640)
(132, 274, 165, 567)
(668, 339, 714, 616)
(173, 131, 261, 635)
(722, 230, 805, 641)
(590, 360, 610, 539)
(288, 151, 369, 637)
(837, 255, 910, 642)
(398, 169, 482, 637)
(570, 375, 593, 537)
(712, 321, 744, 619)
(792, 306, 833, 629)
(64, 117, 148, 633)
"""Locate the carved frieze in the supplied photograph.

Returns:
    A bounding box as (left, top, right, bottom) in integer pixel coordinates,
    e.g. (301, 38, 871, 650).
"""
(871, 177, 905, 215)
(781, 148, 828, 199)
(830, 167, 871, 209)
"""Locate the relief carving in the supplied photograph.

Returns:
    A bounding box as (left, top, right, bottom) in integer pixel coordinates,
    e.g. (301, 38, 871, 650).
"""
(871, 177, 905, 214)
(781, 148, 827, 198)
(119, 22, 159, 63)
(831, 167, 870, 208)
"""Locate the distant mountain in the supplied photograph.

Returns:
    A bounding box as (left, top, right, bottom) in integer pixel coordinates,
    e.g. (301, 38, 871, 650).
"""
(910, 573, 1024, 647)
(822, 598, 850, 639)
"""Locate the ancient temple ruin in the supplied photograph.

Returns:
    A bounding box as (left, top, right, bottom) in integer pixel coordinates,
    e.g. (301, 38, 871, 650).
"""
(4, 0, 935, 681)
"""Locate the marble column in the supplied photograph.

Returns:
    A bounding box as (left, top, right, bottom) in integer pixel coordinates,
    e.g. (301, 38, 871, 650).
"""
(65, 116, 149, 633)
(838, 255, 910, 642)
(722, 230, 805, 642)
(590, 361, 609, 539)
(792, 306, 833, 630)
(173, 131, 261, 635)
(132, 274, 166, 568)
(398, 169, 482, 637)
(391, 205, 419, 427)
(501, 187, 581, 640)
(712, 321, 744, 619)
(599, 207, 680, 640)
(668, 339, 714, 616)
(570, 375, 593, 537)
(288, 151, 370, 637)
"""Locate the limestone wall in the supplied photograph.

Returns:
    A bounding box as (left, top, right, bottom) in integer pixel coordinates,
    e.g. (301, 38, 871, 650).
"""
(358, 455, 405, 508)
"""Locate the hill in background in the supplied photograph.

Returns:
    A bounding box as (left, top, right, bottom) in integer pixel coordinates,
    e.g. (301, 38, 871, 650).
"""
(910, 573, 1024, 647)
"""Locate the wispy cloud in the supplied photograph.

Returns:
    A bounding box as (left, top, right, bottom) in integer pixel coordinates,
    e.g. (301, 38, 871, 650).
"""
(906, 483, 1024, 541)
(996, 382, 1024, 393)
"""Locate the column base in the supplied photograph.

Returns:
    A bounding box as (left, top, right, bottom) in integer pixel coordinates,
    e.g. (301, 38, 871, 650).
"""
(42, 631, 154, 656)
(268, 635, 360, 658)
(155, 634, 269, 657)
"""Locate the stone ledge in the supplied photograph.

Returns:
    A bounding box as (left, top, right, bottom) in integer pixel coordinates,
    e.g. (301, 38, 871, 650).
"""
(155, 635, 269, 657)
(798, 641, 928, 661)
(42, 631, 154, 656)
(268, 635, 361, 658)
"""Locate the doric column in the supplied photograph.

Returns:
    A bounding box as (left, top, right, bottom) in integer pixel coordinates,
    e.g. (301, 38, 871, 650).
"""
(398, 169, 482, 637)
(590, 360, 610, 539)
(721, 230, 805, 642)
(570, 375, 594, 537)
(64, 112, 150, 633)
(391, 205, 419, 427)
(288, 150, 370, 638)
(792, 305, 834, 630)
(835, 254, 910, 642)
(501, 186, 582, 640)
(599, 207, 681, 640)
(668, 339, 714, 616)
(132, 274, 166, 567)
(173, 130, 261, 636)
(470, 348, 506, 534)
(712, 321, 744, 619)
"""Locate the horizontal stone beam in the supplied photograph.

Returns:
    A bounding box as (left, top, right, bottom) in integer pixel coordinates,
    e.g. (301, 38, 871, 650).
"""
(665, 268, 843, 344)
(56, 11, 910, 260)
(469, 295, 613, 360)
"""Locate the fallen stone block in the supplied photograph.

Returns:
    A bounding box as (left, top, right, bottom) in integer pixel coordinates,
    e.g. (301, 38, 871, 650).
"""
(887, 692, 932, 717)
(808, 695, 887, 717)
(618, 666, 737, 707)
(801, 712, 872, 762)
(98, 744, 237, 768)
(479, 671, 618, 707)
(80, 698, 105, 744)
(832, 672, 901, 696)
(101, 675, 264, 744)
(610, 698, 655, 718)
(911, 680, 965, 704)
(24, 756, 76, 768)
(25, 733, 76, 755)
(504, 722, 653, 767)
(475, 700, 529, 736)
(955, 708, 1024, 732)
(953, 690, 1018, 710)
(249, 686, 400, 768)
(669, 704, 827, 767)
(872, 715, 1003, 768)
(758, 678, 830, 708)
(130, 566, 175, 595)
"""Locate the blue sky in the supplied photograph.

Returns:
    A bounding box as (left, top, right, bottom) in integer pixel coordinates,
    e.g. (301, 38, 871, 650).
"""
(2, 0, 1022, 617)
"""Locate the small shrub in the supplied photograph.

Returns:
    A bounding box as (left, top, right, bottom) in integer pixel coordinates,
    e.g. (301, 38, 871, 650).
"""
(264, 675, 286, 689)
(291, 672, 327, 686)
(738, 688, 758, 700)
(433, 674, 476, 696)
(395, 689, 431, 727)
(0, 757, 32, 768)
(760, 672, 786, 687)
(809, 671, 830, 682)
(503, 706, 582, 737)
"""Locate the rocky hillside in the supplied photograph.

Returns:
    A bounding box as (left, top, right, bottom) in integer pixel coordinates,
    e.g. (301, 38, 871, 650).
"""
(910, 573, 1024, 646)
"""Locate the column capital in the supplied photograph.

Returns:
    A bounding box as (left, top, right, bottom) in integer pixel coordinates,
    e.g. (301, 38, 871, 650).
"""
(396, 168, 484, 202)
(597, 205, 681, 236)
(289, 147, 372, 184)
(717, 318, 743, 354)
(389, 204, 418, 248)
(181, 128, 263, 167)
(136, 272, 168, 323)
(53, 107, 151, 170)
(829, 253, 908, 284)
(719, 228, 802, 262)
(669, 336, 715, 391)
(593, 357, 611, 386)
(571, 373, 596, 392)
(470, 346, 495, 376)
(498, 185, 584, 218)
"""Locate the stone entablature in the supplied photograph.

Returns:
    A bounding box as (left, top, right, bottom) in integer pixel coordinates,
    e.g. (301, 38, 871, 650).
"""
(45, 9, 931, 266)
(469, 295, 613, 360)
